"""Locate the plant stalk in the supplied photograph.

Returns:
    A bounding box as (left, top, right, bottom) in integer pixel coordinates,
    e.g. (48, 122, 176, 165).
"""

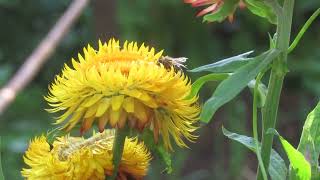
(108, 125, 129, 180)
(257, 0, 295, 179)
(253, 74, 268, 180)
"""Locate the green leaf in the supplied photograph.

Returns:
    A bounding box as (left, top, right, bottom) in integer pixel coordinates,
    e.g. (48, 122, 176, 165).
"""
(248, 80, 268, 108)
(0, 137, 4, 180)
(200, 49, 280, 123)
(203, 0, 239, 23)
(268, 129, 312, 180)
(222, 127, 287, 180)
(189, 73, 230, 98)
(244, 0, 277, 24)
(141, 130, 172, 173)
(297, 102, 320, 179)
(189, 51, 254, 73)
(268, 33, 277, 49)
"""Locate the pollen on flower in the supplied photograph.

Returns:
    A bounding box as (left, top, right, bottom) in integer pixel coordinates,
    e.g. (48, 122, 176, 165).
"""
(46, 38, 200, 150)
(21, 130, 151, 180)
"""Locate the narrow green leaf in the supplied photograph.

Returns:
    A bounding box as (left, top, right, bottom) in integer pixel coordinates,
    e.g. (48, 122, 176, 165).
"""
(244, 0, 277, 24)
(189, 51, 253, 73)
(222, 127, 287, 180)
(297, 102, 320, 179)
(288, 8, 320, 53)
(189, 73, 230, 98)
(203, 0, 239, 22)
(0, 137, 4, 180)
(268, 33, 277, 49)
(200, 49, 280, 123)
(268, 129, 312, 180)
(141, 130, 172, 173)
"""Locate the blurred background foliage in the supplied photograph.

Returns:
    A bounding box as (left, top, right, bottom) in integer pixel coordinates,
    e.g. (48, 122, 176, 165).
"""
(0, 0, 319, 179)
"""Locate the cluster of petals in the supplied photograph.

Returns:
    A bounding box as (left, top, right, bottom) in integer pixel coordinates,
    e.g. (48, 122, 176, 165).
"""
(22, 130, 151, 180)
(184, 0, 246, 21)
(184, 0, 223, 17)
(46, 39, 200, 150)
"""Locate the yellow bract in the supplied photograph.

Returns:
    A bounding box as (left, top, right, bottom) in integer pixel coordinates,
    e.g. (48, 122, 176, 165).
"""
(21, 130, 151, 180)
(46, 39, 200, 150)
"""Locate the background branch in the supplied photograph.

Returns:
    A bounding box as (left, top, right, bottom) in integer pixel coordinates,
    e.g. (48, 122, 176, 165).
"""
(0, 0, 90, 115)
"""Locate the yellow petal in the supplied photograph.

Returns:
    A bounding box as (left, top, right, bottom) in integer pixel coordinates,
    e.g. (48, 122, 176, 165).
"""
(111, 95, 124, 111)
(123, 97, 134, 113)
(84, 104, 99, 118)
(81, 94, 103, 108)
(96, 98, 111, 117)
(109, 109, 121, 127)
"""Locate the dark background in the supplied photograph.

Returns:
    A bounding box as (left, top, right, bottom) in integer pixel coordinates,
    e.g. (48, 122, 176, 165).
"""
(0, 0, 319, 179)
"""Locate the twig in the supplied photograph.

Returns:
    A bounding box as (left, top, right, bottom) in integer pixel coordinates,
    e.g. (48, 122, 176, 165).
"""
(0, 0, 90, 115)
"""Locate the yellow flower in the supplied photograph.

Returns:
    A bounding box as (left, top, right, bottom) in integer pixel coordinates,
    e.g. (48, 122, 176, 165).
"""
(46, 39, 200, 150)
(21, 130, 151, 180)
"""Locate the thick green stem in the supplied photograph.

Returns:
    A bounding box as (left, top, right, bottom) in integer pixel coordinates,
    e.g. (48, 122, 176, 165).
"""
(257, 0, 295, 179)
(108, 125, 129, 180)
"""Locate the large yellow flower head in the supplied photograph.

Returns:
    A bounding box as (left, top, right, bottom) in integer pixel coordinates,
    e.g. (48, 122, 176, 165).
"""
(21, 130, 151, 180)
(46, 38, 200, 150)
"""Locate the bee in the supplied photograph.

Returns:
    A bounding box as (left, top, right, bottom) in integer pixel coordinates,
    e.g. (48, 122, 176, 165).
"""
(158, 56, 187, 70)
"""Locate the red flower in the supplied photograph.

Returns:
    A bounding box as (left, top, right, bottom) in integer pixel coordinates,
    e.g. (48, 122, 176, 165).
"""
(184, 0, 246, 22)
(184, 0, 223, 17)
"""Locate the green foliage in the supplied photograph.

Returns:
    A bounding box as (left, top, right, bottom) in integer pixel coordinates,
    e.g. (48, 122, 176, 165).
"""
(0, 137, 4, 180)
(1, 0, 319, 179)
(252, 73, 268, 180)
(200, 49, 280, 123)
(189, 51, 253, 73)
(244, 0, 277, 24)
(189, 73, 229, 98)
(288, 8, 320, 53)
(268, 129, 312, 180)
(222, 127, 287, 180)
(248, 80, 268, 108)
(297, 102, 320, 179)
(203, 0, 239, 22)
(0, 65, 13, 86)
(141, 130, 172, 174)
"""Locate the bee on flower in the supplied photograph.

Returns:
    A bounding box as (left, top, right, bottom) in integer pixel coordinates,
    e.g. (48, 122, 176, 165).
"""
(46, 38, 200, 150)
(21, 130, 151, 180)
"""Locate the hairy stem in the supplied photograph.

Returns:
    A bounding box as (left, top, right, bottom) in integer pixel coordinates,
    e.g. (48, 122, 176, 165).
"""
(257, 0, 295, 179)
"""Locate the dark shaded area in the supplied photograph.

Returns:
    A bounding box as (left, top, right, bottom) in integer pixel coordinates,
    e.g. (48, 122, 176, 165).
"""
(0, 0, 319, 179)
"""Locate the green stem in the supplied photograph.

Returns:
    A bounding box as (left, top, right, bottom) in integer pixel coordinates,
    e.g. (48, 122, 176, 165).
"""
(108, 125, 129, 180)
(288, 8, 320, 53)
(253, 74, 268, 180)
(257, 0, 295, 179)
